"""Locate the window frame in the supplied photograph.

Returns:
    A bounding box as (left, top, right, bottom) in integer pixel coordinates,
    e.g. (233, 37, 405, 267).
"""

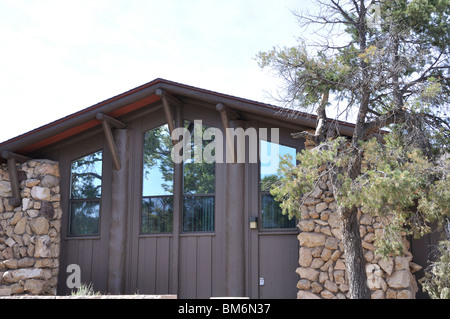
(258, 139, 298, 231)
(140, 123, 174, 235)
(139, 118, 218, 235)
(181, 119, 216, 234)
(182, 193, 215, 233)
(141, 194, 174, 234)
(68, 149, 103, 237)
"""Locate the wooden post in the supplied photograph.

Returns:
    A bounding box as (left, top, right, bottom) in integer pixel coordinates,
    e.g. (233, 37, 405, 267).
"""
(155, 89, 184, 294)
(96, 113, 126, 171)
(1, 151, 30, 207)
(170, 105, 182, 295)
(156, 89, 182, 145)
(107, 129, 129, 294)
(225, 120, 246, 297)
(216, 103, 240, 164)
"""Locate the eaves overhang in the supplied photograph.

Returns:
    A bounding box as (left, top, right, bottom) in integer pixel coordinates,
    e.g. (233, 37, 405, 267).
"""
(0, 78, 356, 160)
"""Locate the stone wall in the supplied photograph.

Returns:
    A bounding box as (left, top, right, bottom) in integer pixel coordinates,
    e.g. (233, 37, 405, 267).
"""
(295, 171, 422, 299)
(0, 160, 61, 295)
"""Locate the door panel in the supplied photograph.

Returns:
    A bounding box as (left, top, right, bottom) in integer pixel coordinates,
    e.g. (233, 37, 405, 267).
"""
(258, 233, 299, 299)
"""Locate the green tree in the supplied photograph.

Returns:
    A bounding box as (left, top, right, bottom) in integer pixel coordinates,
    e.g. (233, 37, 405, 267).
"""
(182, 121, 215, 195)
(70, 151, 102, 235)
(143, 124, 174, 193)
(70, 151, 102, 199)
(258, 0, 450, 299)
(419, 239, 450, 299)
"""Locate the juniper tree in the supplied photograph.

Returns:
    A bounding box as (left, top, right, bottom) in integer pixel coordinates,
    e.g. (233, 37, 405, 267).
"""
(257, 0, 450, 299)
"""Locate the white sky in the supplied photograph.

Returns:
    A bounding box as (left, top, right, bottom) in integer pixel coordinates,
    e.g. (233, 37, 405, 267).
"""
(0, 0, 316, 143)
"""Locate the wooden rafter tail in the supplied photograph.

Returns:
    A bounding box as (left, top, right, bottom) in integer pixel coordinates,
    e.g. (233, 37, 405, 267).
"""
(96, 113, 127, 129)
(216, 103, 241, 164)
(156, 88, 182, 145)
(216, 103, 240, 120)
(155, 88, 182, 107)
(1, 150, 31, 163)
(96, 113, 127, 171)
(1, 151, 31, 207)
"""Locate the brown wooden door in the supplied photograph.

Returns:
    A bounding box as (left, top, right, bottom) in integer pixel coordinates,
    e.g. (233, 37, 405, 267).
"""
(258, 232, 299, 299)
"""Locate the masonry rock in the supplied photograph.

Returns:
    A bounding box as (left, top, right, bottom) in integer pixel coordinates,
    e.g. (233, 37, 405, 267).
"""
(0, 160, 61, 295)
(31, 217, 50, 236)
(298, 233, 326, 248)
(295, 169, 420, 299)
(0, 181, 12, 197)
(31, 186, 51, 201)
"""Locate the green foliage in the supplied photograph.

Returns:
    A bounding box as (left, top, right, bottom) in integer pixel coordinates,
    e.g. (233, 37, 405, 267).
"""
(270, 138, 346, 220)
(258, 0, 450, 298)
(71, 283, 101, 296)
(419, 240, 450, 299)
(143, 122, 216, 195)
(256, 43, 352, 108)
(70, 151, 102, 199)
(183, 121, 215, 195)
(270, 133, 449, 258)
(339, 136, 449, 255)
(143, 124, 174, 193)
(257, 0, 450, 125)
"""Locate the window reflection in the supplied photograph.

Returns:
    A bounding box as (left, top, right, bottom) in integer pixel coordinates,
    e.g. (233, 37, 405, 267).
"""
(142, 124, 174, 234)
(183, 120, 215, 232)
(143, 124, 173, 196)
(70, 151, 103, 199)
(260, 140, 297, 229)
(70, 201, 100, 235)
(183, 196, 214, 232)
(142, 196, 173, 233)
(69, 150, 102, 236)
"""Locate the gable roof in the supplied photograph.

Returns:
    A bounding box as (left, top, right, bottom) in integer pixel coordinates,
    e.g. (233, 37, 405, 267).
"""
(0, 78, 356, 159)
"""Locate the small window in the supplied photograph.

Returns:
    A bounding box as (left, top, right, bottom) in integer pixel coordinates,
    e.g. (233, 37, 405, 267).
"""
(183, 121, 215, 232)
(69, 150, 103, 236)
(141, 124, 174, 234)
(260, 140, 296, 229)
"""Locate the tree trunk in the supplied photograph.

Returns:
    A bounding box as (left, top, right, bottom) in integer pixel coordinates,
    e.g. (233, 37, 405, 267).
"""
(330, 147, 371, 299)
(339, 204, 371, 299)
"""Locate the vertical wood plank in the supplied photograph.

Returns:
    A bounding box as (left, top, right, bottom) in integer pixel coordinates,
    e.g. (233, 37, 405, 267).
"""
(136, 238, 145, 294)
(156, 237, 171, 293)
(147, 238, 155, 294)
(197, 236, 212, 298)
(179, 236, 198, 298)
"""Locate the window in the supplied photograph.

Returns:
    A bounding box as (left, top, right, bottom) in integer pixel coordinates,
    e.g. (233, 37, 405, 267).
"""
(142, 124, 174, 234)
(182, 121, 215, 232)
(260, 140, 297, 229)
(69, 150, 103, 235)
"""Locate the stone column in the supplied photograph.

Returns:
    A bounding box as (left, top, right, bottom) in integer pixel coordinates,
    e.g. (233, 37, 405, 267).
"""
(0, 159, 61, 295)
(107, 129, 129, 294)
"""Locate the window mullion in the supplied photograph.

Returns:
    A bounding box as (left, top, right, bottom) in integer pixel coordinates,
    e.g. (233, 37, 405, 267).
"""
(69, 150, 103, 236)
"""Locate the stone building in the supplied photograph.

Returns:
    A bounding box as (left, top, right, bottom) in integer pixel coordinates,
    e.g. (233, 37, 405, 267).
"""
(0, 79, 439, 298)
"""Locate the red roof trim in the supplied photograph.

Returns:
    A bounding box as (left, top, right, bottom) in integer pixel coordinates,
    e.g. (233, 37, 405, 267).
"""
(0, 78, 165, 149)
(0, 78, 360, 156)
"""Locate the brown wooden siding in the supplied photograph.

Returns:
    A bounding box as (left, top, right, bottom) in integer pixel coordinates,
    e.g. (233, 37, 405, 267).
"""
(134, 236, 172, 294)
(64, 238, 109, 292)
(56, 132, 112, 295)
(51, 99, 302, 298)
(179, 235, 215, 298)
